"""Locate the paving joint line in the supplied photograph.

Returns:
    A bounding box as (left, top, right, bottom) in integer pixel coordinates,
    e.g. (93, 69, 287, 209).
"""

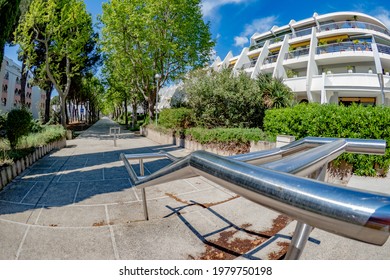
(105, 205, 120, 260)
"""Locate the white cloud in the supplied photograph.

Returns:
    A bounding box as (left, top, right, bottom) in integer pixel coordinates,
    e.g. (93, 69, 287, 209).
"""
(202, 0, 250, 18)
(241, 16, 277, 37)
(375, 9, 390, 28)
(234, 36, 249, 47)
(233, 16, 277, 47)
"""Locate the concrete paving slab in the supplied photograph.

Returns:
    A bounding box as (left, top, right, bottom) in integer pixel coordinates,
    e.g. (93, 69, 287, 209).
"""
(0, 201, 41, 224)
(36, 182, 79, 207)
(300, 228, 390, 260)
(112, 216, 205, 260)
(133, 180, 200, 200)
(74, 178, 136, 205)
(35, 205, 107, 227)
(0, 220, 28, 260)
(0, 181, 37, 203)
(1, 117, 389, 260)
(18, 226, 116, 260)
(21, 168, 60, 182)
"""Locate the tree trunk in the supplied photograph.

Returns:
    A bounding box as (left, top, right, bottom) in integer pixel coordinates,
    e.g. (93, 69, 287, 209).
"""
(20, 58, 27, 106)
(60, 95, 67, 128)
(124, 95, 128, 126)
(132, 98, 137, 129)
(44, 82, 53, 124)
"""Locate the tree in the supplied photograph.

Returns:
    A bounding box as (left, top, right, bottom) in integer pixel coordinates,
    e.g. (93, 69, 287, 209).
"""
(256, 73, 295, 109)
(0, 0, 22, 62)
(100, 0, 214, 119)
(15, 0, 95, 128)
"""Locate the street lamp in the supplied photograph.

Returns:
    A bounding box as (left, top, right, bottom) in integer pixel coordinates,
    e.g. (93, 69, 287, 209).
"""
(155, 73, 161, 125)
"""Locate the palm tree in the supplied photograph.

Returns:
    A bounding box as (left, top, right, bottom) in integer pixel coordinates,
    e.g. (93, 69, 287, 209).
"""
(256, 73, 294, 109)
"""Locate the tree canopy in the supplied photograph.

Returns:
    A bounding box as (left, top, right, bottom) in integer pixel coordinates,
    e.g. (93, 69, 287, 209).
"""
(99, 0, 214, 119)
(15, 0, 96, 128)
(0, 0, 22, 62)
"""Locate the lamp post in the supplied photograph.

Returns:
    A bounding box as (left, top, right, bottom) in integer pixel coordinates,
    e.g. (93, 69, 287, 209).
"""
(155, 73, 161, 126)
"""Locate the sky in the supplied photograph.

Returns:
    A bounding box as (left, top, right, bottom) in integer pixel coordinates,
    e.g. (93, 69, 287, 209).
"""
(5, 0, 390, 65)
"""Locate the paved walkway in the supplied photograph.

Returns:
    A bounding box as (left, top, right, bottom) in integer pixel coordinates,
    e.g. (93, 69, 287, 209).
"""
(0, 118, 389, 260)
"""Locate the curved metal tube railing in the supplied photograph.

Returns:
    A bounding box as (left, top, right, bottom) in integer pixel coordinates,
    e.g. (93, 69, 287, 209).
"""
(120, 137, 389, 253)
(229, 137, 386, 165)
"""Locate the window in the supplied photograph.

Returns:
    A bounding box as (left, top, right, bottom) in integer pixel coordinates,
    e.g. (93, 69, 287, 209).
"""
(4, 72, 9, 80)
(339, 97, 376, 106)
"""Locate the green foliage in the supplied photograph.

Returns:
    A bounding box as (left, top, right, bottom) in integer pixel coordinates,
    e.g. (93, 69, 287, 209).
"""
(185, 68, 264, 128)
(264, 103, 390, 176)
(185, 127, 274, 144)
(158, 108, 195, 130)
(0, 0, 21, 62)
(18, 125, 65, 148)
(184, 69, 294, 129)
(6, 108, 32, 149)
(100, 0, 214, 119)
(15, 0, 96, 127)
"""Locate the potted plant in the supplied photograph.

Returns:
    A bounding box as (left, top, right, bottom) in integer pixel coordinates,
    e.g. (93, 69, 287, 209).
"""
(385, 69, 390, 75)
(347, 65, 354, 73)
(368, 67, 373, 74)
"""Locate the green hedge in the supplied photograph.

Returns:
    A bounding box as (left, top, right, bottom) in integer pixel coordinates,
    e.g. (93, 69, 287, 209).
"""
(185, 127, 274, 144)
(158, 108, 195, 130)
(264, 103, 390, 176)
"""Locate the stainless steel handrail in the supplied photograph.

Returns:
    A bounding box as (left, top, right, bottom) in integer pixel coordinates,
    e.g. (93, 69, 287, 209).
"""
(120, 137, 389, 259)
(132, 150, 390, 246)
(229, 137, 385, 165)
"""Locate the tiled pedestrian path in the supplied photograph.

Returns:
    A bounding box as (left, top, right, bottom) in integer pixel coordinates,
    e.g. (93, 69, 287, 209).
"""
(0, 118, 389, 260)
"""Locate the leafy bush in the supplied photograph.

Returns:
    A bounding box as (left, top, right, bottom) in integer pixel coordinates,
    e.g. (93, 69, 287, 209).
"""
(6, 108, 33, 149)
(184, 68, 264, 128)
(185, 127, 274, 144)
(158, 108, 195, 130)
(17, 125, 66, 149)
(184, 69, 294, 129)
(264, 103, 390, 176)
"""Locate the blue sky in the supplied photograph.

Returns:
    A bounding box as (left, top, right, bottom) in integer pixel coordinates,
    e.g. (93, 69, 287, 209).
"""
(5, 0, 390, 64)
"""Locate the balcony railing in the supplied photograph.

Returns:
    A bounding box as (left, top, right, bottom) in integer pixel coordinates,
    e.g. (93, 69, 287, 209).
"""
(269, 35, 285, 44)
(263, 54, 279, 65)
(241, 60, 257, 69)
(293, 27, 313, 38)
(377, 43, 390, 55)
(318, 20, 390, 36)
(249, 42, 265, 51)
(284, 47, 310, 60)
(317, 42, 372, 55)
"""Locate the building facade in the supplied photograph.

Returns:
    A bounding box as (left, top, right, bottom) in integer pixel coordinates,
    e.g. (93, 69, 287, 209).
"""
(0, 57, 46, 119)
(211, 12, 390, 106)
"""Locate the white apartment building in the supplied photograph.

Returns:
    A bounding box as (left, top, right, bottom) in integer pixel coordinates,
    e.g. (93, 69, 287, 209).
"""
(0, 57, 46, 119)
(211, 11, 390, 106)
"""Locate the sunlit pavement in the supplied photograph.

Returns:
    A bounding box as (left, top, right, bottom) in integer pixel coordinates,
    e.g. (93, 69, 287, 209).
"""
(0, 117, 389, 260)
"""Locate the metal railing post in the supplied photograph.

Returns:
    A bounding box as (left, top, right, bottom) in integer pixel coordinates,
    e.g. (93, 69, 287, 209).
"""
(285, 163, 327, 260)
(139, 159, 149, 221)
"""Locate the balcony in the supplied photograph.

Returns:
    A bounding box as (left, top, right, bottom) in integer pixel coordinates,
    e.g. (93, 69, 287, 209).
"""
(263, 54, 278, 65)
(241, 60, 257, 69)
(318, 20, 390, 36)
(293, 27, 313, 38)
(317, 42, 372, 55)
(284, 47, 310, 60)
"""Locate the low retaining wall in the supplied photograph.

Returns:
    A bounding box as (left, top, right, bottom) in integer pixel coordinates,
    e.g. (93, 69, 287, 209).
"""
(0, 138, 67, 191)
(141, 126, 283, 155)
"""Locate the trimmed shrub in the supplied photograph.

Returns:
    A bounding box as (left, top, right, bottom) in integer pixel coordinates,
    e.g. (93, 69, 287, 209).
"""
(185, 127, 274, 144)
(158, 108, 195, 130)
(264, 103, 390, 176)
(6, 108, 33, 149)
